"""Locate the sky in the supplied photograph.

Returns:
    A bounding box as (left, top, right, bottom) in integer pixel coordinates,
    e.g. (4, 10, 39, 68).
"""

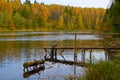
(21, 0, 111, 8)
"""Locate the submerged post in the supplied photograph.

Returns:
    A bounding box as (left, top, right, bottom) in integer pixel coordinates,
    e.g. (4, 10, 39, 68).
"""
(105, 49, 108, 61)
(82, 49, 85, 62)
(74, 33, 77, 62)
(74, 33, 77, 80)
(50, 45, 55, 60)
(90, 49, 92, 63)
(55, 49, 57, 60)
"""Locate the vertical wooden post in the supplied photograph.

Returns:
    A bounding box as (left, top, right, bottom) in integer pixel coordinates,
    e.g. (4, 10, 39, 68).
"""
(74, 33, 77, 62)
(90, 49, 92, 63)
(55, 49, 57, 60)
(104, 48, 109, 62)
(83, 49, 85, 62)
(81, 49, 83, 62)
(74, 33, 77, 80)
(50, 45, 54, 60)
(81, 49, 85, 62)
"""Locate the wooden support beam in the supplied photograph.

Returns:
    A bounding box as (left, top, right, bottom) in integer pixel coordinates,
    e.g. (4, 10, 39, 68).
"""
(55, 49, 57, 60)
(50, 45, 55, 60)
(90, 49, 92, 63)
(74, 34, 77, 62)
(81, 49, 86, 62)
(104, 49, 108, 61)
(43, 47, 120, 50)
(45, 58, 86, 67)
(74, 34, 77, 80)
(59, 49, 66, 60)
(83, 49, 85, 62)
(44, 49, 48, 52)
(59, 49, 65, 54)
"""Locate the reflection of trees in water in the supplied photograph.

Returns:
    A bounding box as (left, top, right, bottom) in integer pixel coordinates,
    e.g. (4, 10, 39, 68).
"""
(0, 41, 45, 63)
(0, 39, 103, 64)
(52, 40, 102, 48)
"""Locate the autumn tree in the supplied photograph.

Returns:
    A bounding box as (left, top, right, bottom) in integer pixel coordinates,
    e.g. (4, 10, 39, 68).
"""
(32, 3, 48, 29)
(59, 15, 64, 29)
(0, 0, 14, 29)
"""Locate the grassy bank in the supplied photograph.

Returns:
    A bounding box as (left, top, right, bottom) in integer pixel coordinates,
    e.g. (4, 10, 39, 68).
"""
(65, 60, 120, 80)
(84, 61, 120, 80)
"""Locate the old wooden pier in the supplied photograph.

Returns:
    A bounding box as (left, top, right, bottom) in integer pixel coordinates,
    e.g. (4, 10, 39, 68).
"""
(43, 33, 120, 64)
(44, 47, 120, 62)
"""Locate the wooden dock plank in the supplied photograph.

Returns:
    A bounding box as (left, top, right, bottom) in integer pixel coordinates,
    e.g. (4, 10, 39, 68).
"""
(41, 47, 120, 50)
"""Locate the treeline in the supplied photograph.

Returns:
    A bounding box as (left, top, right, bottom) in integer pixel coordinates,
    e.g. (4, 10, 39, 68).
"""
(0, 0, 106, 31)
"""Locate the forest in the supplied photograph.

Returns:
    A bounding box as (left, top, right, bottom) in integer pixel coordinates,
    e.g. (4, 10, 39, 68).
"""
(105, 0, 120, 32)
(0, 0, 106, 31)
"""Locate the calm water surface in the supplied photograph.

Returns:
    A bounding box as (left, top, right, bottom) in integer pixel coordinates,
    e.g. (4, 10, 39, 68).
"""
(0, 32, 105, 80)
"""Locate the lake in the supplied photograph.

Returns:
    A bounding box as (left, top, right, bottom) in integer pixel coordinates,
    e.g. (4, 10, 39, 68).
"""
(0, 32, 106, 80)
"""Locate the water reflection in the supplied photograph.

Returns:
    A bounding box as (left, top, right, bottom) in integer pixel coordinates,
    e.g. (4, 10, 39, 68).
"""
(0, 48, 106, 80)
(0, 32, 107, 80)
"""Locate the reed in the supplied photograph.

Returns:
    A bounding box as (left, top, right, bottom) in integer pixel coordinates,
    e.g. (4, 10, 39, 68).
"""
(83, 61, 120, 80)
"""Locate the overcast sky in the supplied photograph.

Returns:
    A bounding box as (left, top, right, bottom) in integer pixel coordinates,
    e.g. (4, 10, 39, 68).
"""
(21, 0, 111, 8)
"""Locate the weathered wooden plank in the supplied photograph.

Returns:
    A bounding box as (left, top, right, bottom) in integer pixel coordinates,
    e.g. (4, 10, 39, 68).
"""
(23, 60, 45, 72)
(41, 47, 120, 50)
(45, 58, 86, 67)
